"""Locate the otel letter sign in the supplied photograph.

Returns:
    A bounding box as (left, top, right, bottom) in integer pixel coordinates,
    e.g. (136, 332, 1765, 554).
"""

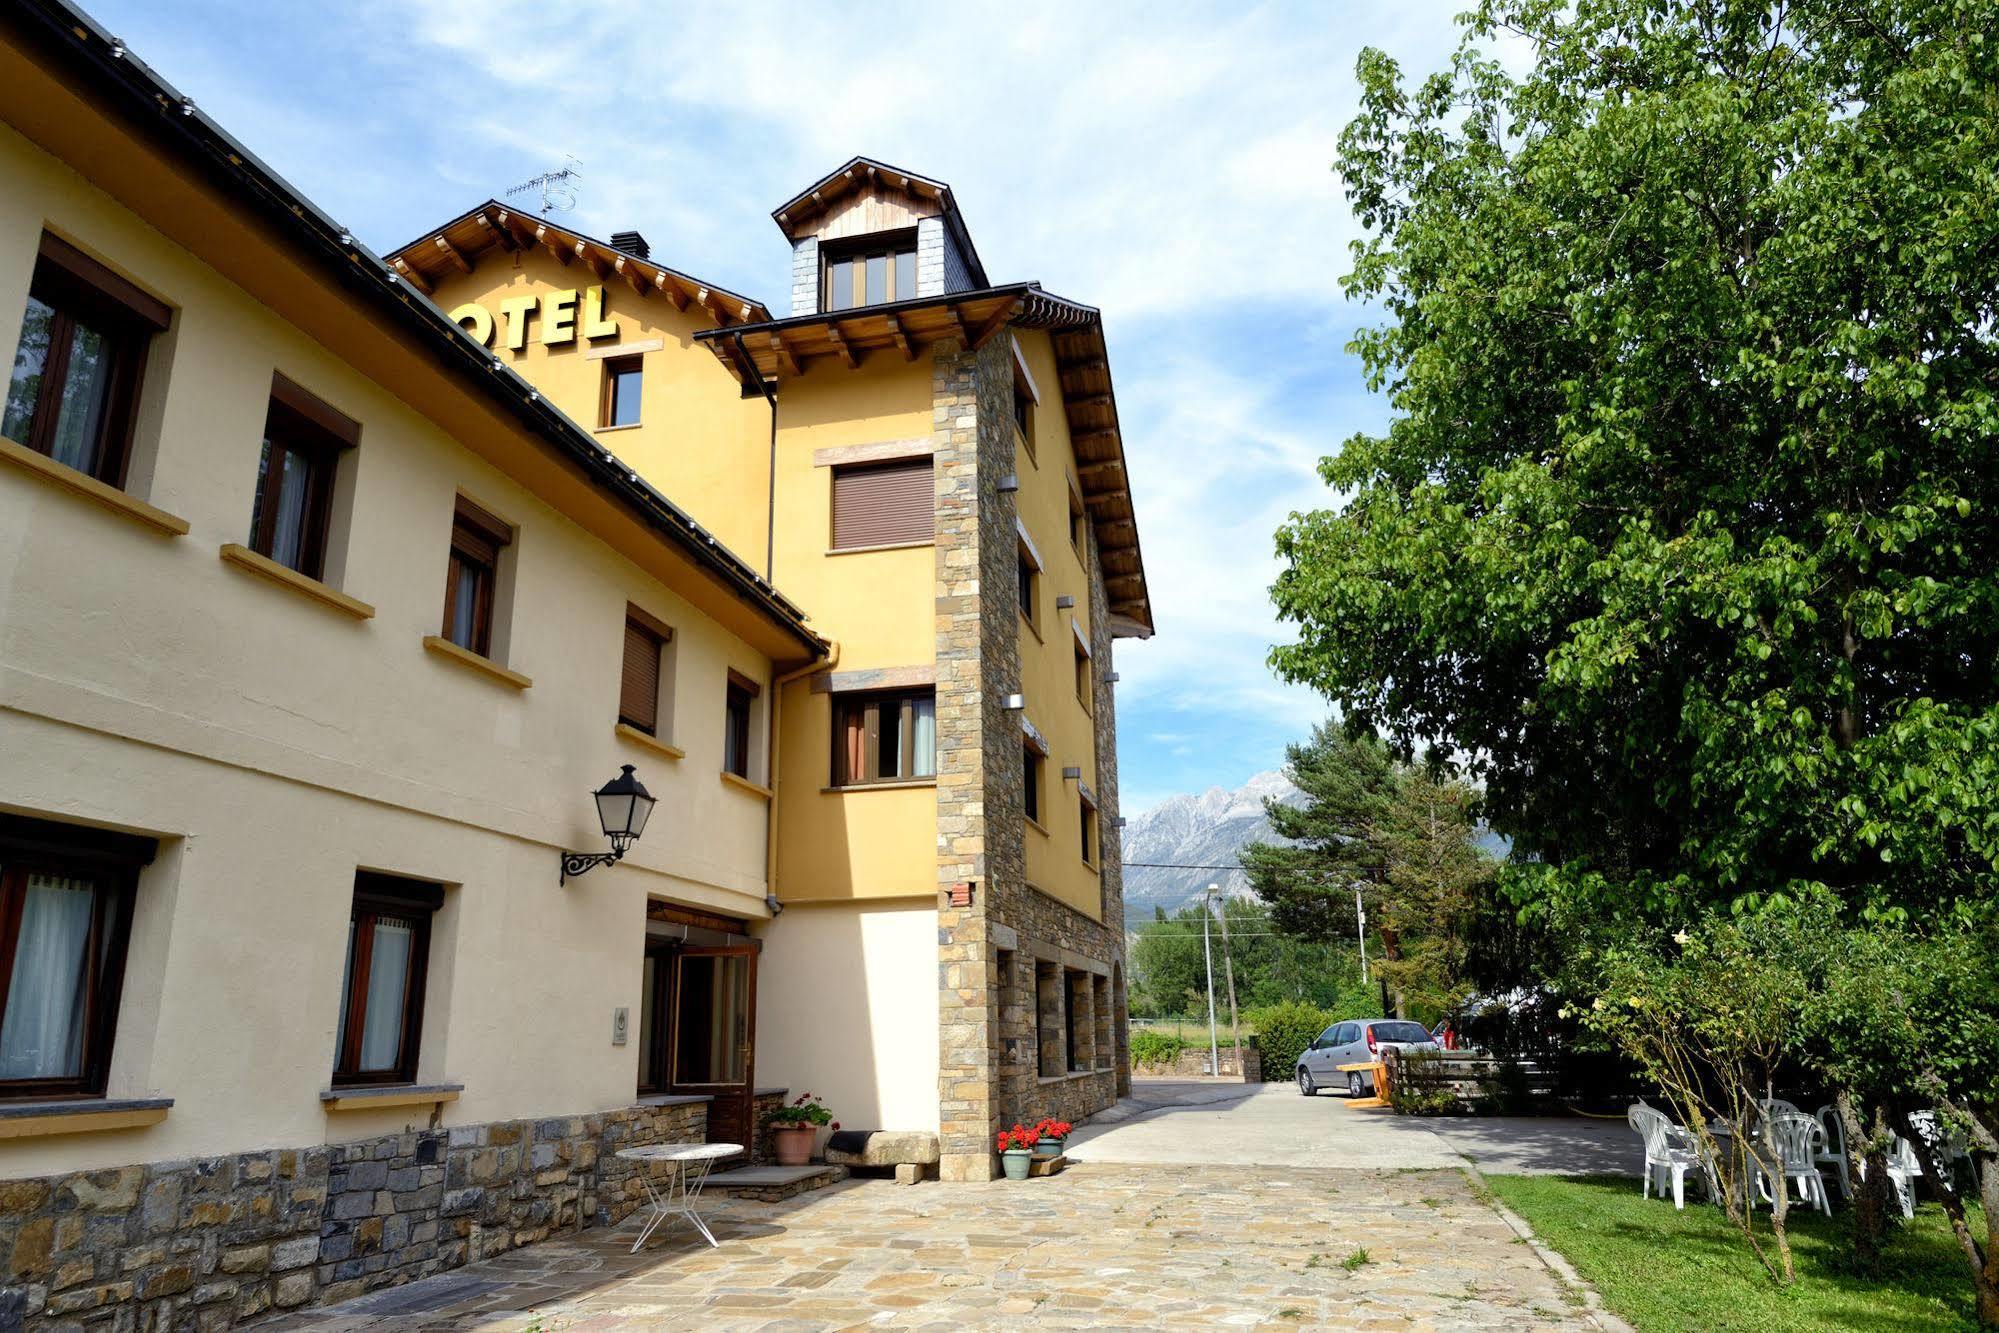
(450, 284, 619, 355)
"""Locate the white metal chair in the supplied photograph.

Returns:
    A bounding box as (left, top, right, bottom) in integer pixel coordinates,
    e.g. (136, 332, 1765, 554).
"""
(1755, 1111, 1831, 1215)
(1814, 1105, 1851, 1202)
(1629, 1102, 1709, 1209)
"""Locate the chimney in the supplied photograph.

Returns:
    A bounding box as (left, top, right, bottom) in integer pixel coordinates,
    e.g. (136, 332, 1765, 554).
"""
(608, 230, 650, 260)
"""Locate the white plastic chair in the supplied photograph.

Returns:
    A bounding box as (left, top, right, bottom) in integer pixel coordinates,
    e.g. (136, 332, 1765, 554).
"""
(1628, 1102, 1708, 1209)
(1814, 1105, 1851, 1202)
(1755, 1112, 1831, 1215)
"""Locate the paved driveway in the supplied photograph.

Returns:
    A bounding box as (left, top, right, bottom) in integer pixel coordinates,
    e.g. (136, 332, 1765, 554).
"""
(274, 1084, 1622, 1330)
(1071, 1081, 1635, 1177)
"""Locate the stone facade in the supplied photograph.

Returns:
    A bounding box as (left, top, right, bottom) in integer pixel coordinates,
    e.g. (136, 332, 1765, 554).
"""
(789, 236, 820, 316)
(930, 333, 1131, 1180)
(0, 1096, 748, 1329)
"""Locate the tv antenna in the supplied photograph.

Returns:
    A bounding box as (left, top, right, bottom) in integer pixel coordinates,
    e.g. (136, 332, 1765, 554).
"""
(506, 156, 581, 215)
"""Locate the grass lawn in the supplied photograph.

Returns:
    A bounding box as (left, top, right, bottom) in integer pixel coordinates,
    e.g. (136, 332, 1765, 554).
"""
(1487, 1173, 1985, 1331)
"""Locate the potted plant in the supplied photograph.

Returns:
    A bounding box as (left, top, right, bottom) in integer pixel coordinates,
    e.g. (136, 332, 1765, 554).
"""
(996, 1124, 1040, 1180)
(1031, 1118, 1072, 1159)
(766, 1093, 835, 1166)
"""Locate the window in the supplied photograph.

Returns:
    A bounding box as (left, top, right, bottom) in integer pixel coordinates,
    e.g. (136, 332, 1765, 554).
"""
(1080, 795, 1096, 866)
(1065, 970, 1091, 1072)
(442, 496, 511, 657)
(1011, 376, 1033, 439)
(638, 938, 671, 1096)
(1075, 642, 1092, 711)
(1017, 544, 1037, 626)
(1022, 743, 1043, 825)
(723, 671, 759, 779)
(600, 355, 643, 428)
(834, 688, 937, 786)
(3, 234, 169, 486)
(1035, 960, 1062, 1077)
(248, 376, 355, 580)
(1069, 487, 1086, 553)
(822, 234, 917, 311)
(619, 606, 673, 737)
(333, 873, 441, 1086)
(0, 815, 150, 1100)
(830, 458, 932, 550)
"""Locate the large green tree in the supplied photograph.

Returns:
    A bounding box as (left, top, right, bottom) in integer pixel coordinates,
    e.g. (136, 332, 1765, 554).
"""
(1274, 0, 1999, 928)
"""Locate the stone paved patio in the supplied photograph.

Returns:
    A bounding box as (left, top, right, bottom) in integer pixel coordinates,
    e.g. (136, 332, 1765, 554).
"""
(262, 1163, 1597, 1330)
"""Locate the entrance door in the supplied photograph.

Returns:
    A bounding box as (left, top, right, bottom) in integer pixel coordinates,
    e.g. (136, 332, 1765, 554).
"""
(669, 945, 757, 1150)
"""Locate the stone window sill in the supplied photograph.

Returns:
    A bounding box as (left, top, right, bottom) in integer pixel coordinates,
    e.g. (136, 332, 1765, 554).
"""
(721, 771, 774, 799)
(0, 1096, 172, 1139)
(422, 635, 532, 689)
(592, 422, 644, 434)
(822, 778, 936, 794)
(1025, 816, 1050, 837)
(635, 1093, 714, 1107)
(220, 543, 375, 620)
(826, 540, 934, 557)
(1019, 610, 1043, 643)
(616, 723, 685, 760)
(320, 1082, 463, 1112)
(1036, 1071, 1100, 1086)
(0, 434, 189, 536)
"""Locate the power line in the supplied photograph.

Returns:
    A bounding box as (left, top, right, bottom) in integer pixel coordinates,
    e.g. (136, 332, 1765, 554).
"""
(1123, 861, 1245, 871)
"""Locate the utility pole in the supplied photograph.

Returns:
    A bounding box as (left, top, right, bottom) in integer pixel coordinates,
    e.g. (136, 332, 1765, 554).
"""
(1213, 885, 1242, 1078)
(1202, 886, 1219, 1078)
(1355, 884, 1369, 985)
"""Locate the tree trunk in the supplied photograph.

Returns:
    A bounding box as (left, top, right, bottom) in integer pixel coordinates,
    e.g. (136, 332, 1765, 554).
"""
(1895, 1107, 1997, 1325)
(1838, 1095, 1889, 1274)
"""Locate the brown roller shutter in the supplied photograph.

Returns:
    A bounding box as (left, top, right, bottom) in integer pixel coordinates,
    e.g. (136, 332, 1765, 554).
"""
(620, 618, 663, 733)
(831, 458, 933, 550)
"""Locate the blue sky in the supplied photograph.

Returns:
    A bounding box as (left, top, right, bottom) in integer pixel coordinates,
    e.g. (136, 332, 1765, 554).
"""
(85, 0, 1473, 812)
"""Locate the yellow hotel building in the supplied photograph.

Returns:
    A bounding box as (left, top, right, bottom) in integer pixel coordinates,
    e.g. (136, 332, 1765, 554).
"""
(0, 0, 1149, 1322)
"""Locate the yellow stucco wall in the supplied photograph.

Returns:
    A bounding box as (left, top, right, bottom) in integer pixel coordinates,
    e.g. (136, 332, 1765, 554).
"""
(768, 357, 940, 903)
(424, 253, 774, 565)
(1011, 333, 1104, 920)
(0, 122, 780, 1174)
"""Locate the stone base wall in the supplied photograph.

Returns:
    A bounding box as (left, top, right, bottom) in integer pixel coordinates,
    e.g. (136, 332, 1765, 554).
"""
(1, 1098, 709, 1329)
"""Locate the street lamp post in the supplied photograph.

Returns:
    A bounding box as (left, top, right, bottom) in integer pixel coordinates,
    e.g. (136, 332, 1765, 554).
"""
(1202, 884, 1219, 1078)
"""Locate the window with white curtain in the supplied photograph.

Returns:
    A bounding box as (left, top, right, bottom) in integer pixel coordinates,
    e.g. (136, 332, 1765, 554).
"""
(332, 873, 443, 1086)
(0, 815, 151, 1100)
(832, 687, 936, 786)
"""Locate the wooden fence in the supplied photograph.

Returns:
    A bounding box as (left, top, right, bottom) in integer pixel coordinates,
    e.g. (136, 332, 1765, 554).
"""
(1384, 1050, 1559, 1114)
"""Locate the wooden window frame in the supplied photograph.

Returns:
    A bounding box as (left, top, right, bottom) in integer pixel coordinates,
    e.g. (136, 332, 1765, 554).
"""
(441, 496, 511, 658)
(1075, 642, 1093, 714)
(1064, 970, 1089, 1073)
(831, 687, 935, 787)
(1080, 795, 1096, 866)
(820, 230, 918, 311)
(331, 873, 442, 1088)
(4, 235, 170, 487)
(723, 670, 760, 780)
(619, 605, 673, 736)
(600, 354, 644, 429)
(1068, 485, 1087, 555)
(0, 816, 151, 1102)
(248, 376, 356, 581)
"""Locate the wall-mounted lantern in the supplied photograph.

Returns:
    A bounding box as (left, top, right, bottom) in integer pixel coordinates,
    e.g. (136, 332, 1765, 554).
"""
(561, 765, 655, 884)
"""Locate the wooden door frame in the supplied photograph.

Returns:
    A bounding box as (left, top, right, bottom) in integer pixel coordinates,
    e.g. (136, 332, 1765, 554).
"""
(666, 944, 758, 1151)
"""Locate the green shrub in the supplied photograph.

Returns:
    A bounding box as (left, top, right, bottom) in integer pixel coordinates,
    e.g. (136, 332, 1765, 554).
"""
(1242, 1000, 1333, 1081)
(1129, 1029, 1186, 1069)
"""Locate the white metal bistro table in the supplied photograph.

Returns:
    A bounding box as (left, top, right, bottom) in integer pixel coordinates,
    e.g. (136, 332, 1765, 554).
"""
(615, 1142, 739, 1251)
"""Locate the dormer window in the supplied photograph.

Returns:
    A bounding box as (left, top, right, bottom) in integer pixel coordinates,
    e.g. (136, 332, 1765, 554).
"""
(823, 232, 917, 311)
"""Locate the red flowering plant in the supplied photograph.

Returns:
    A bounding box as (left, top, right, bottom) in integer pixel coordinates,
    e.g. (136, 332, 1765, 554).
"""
(767, 1092, 835, 1128)
(1033, 1119, 1072, 1140)
(994, 1123, 1042, 1153)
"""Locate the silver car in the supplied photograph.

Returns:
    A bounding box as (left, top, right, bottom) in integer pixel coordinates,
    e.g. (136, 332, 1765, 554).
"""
(1295, 1018, 1440, 1097)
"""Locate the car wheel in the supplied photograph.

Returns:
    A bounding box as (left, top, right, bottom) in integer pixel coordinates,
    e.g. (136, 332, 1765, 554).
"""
(1348, 1071, 1366, 1098)
(1298, 1067, 1318, 1097)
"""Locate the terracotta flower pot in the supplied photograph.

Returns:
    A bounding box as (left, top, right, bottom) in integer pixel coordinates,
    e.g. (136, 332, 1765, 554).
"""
(771, 1124, 815, 1166)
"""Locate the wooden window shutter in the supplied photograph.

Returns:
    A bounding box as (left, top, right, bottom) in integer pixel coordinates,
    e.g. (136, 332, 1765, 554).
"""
(831, 459, 933, 550)
(620, 618, 662, 733)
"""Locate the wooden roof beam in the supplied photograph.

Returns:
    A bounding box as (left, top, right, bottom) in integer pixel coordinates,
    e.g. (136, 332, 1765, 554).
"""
(1077, 459, 1124, 480)
(654, 272, 689, 310)
(1060, 358, 1109, 377)
(613, 256, 649, 295)
(1071, 393, 1113, 411)
(1084, 489, 1129, 507)
(577, 242, 608, 279)
(432, 236, 472, 274)
(476, 212, 518, 252)
(968, 301, 1015, 350)
(767, 331, 801, 378)
(885, 311, 916, 361)
(824, 322, 859, 368)
(392, 258, 431, 294)
(535, 225, 571, 265)
(945, 303, 973, 346)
